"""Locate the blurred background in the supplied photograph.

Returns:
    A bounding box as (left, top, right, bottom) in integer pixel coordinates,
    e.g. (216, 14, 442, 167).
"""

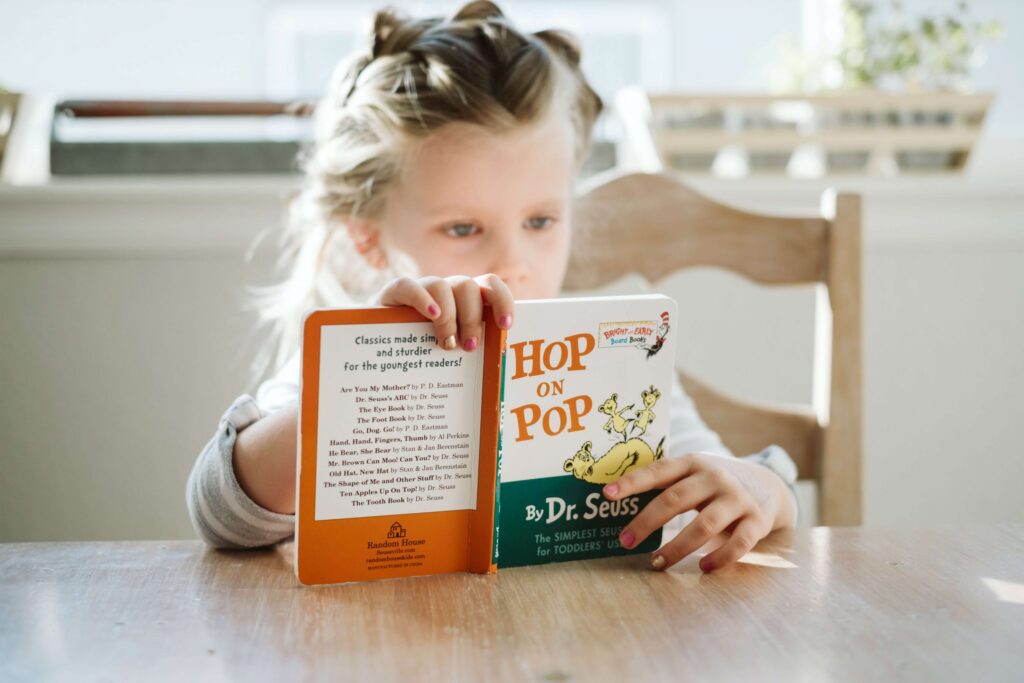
(1, 0, 1021, 541)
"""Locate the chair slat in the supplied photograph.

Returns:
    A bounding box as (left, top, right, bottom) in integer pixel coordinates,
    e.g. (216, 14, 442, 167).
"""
(567, 172, 829, 288)
(679, 370, 821, 482)
(820, 190, 864, 525)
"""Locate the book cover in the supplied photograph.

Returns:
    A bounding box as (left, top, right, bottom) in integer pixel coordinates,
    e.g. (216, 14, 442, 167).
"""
(295, 294, 677, 584)
(496, 295, 677, 567)
(295, 306, 505, 586)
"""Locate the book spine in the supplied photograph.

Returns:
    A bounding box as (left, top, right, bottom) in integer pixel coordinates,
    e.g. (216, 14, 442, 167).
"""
(491, 343, 507, 565)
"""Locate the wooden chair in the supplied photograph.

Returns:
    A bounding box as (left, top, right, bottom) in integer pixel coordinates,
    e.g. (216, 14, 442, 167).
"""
(566, 171, 863, 525)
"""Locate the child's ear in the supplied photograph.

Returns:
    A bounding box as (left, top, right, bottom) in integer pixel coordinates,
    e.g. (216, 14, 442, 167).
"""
(345, 216, 388, 270)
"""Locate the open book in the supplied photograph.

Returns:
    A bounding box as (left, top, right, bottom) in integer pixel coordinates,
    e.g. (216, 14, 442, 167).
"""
(296, 294, 677, 585)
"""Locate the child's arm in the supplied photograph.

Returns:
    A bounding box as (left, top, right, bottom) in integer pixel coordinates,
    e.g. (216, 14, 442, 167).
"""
(232, 399, 298, 514)
(185, 395, 296, 549)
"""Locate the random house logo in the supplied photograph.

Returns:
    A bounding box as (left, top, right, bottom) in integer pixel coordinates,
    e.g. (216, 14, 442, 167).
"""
(367, 520, 427, 551)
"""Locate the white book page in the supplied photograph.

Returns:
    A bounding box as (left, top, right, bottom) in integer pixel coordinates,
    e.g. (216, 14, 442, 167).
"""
(313, 322, 484, 521)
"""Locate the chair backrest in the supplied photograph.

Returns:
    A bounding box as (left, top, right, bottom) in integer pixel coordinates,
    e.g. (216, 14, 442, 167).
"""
(567, 171, 863, 525)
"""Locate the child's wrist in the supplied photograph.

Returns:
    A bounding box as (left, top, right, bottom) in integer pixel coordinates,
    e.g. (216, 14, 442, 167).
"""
(764, 467, 797, 529)
(742, 445, 799, 529)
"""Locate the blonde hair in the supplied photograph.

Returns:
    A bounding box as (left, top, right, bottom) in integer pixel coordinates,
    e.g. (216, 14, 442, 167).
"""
(243, 0, 603, 385)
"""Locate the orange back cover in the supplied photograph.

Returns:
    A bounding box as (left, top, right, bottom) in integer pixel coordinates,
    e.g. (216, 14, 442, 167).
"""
(296, 306, 504, 585)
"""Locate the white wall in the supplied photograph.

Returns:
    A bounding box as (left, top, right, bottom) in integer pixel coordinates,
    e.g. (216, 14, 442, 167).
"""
(0, 257, 263, 541)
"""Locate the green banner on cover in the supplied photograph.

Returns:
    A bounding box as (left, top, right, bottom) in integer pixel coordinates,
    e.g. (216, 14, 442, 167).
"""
(498, 475, 663, 567)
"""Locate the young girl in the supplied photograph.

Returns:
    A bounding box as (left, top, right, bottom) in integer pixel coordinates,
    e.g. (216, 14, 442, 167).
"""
(186, 0, 799, 574)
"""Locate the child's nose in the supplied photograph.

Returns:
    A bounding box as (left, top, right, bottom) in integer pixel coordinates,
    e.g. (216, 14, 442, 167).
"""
(495, 265, 528, 293)
(490, 238, 530, 290)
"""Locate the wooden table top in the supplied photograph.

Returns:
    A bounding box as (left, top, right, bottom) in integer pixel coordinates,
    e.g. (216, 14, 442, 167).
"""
(2, 523, 1023, 682)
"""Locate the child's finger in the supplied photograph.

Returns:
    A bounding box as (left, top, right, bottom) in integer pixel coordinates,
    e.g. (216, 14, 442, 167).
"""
(376, 276, 440, 320)
(602, 453, 703, 500)
(474, 273, 515, 329)
(697, 516, 766, 572)
(616, 471, 716, 550)
(450, 277, 483, 351)
(649, 498, 742, 571)
(422, 278, 459, 350)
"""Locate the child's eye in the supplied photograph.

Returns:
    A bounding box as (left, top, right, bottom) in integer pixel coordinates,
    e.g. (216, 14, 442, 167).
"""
(444, 223, 480, 238)
(526, 216, 555, 230)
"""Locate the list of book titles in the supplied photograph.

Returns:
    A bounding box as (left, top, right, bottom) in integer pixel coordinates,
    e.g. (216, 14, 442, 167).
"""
(314, 322, 485, 521)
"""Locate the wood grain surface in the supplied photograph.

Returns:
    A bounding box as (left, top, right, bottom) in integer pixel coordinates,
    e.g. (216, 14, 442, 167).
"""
(2, 524, 1022, 682)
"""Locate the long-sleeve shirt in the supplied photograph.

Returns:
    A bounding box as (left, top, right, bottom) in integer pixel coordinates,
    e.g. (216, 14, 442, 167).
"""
(186, 352, 799, 549)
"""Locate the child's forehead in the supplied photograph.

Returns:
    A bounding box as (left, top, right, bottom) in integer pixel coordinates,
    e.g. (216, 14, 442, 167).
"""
(393, 114, 576, 215)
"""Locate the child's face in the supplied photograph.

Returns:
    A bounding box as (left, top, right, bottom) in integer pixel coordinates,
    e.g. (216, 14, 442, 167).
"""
(364, 111, 577, 300)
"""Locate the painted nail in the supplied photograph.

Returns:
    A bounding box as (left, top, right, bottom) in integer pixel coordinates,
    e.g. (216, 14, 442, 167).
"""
(651, 555, 666, 570)
(619, 530, 635, 548)
(443, 335, 457, 350)
(464, 336, 478, 351)
(699, 557, 713, 572)
(427, 303, 439, 317)
(604, 483, 619, 497)
(499, 315, 512, 329)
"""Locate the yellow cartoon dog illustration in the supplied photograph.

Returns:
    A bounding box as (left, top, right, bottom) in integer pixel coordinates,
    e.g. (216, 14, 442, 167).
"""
(629, 385, 660, 438)
(563, 436, 666, 485)
(598, 393, 634, 442)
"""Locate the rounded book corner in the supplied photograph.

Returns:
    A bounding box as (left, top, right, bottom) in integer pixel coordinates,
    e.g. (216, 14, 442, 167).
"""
(294, 560, 313, 586)
(301, 308, 325, 336)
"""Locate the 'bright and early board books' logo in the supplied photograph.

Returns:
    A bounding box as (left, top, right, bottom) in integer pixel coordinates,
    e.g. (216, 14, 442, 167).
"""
(597, 310, 671, 358)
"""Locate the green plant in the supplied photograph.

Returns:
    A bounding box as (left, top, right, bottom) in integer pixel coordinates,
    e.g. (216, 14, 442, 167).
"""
(837, 0, 1004, 91)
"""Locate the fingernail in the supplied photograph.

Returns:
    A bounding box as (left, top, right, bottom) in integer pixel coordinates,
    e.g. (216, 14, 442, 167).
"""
(651, 555, 666, 570)
(499, 315, 512, 329)
(619, 530, 635, 548)
(699, 557, 713, 572)
(442, 335, 457, 350)
(464, 336, 478, 351)
(427, 304, 439, 317)
(604, 483, 618, 497)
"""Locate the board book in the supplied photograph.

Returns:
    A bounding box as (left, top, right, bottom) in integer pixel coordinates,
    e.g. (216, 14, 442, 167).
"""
(296, 294, 677, 585)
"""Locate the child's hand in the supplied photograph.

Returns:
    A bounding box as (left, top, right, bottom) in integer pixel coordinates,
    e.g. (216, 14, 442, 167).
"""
(371, 274, 515, 351)
(603, 452, 792, 573)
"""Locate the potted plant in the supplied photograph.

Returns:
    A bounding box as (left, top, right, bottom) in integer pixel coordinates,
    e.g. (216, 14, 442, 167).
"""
(835, 0, 1003, 93)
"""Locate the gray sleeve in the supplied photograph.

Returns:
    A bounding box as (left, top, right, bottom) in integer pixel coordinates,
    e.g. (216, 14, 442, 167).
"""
(667, 373, 735, 458)
(738, 444, 800, 527)
(185, 394, 296, 549)
(668, 374, 800, 527)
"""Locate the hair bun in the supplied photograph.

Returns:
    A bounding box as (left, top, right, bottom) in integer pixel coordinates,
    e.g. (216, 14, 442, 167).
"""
(371, 7, 408, 57)
(535, 27, 603, 119)
(533, 28, 582, 67)
(452, 1, 505, 22)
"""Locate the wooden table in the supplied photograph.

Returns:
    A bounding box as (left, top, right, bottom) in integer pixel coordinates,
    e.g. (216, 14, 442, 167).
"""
(2, 524, 1023, 682)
